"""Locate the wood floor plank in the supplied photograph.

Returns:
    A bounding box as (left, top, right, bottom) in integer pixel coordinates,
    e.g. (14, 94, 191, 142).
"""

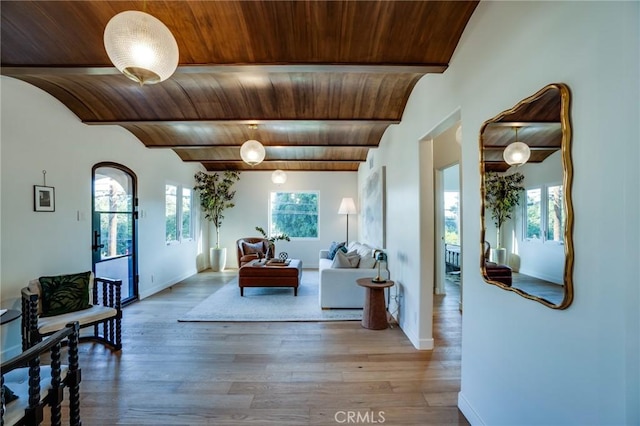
(62, 270, 468, 425)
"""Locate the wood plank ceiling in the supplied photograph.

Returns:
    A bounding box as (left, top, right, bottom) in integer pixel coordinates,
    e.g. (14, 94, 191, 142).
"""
(482, 86, 563, 173)
(1, 0, 479, 172)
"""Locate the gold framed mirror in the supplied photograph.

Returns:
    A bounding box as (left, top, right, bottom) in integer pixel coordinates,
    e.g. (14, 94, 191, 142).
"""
(480, 83, 573, 309)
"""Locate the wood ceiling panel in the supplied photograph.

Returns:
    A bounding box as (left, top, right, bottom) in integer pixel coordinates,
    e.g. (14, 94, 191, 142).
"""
(202, 161, 361, 172)
(1, 0, 479, 171)
(124, 122, 390, 148)
(8, 72, 422, 122)
(1, 1, 478, 66)
(175, 146, 369, 162)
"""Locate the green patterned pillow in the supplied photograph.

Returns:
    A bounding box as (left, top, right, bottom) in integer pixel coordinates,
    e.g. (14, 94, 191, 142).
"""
(39, 271, 91, 317)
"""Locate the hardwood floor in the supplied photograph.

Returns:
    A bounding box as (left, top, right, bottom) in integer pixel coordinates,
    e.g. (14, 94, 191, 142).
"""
(60, 270, 468, 425)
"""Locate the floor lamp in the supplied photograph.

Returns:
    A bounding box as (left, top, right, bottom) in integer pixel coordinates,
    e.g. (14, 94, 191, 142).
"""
(338, 197, 357, 243)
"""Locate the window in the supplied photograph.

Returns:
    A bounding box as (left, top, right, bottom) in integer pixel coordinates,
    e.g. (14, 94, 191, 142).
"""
(546, 185, 564, 242)
(444, 191, 460, 245)
(526, 188, 542, 240)
(166, 184, 193, 244)
(270, 191, 319, 239)
(524, 184, 564, 243)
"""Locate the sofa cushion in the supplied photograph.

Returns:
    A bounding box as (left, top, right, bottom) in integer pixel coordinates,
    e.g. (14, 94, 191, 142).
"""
(38, 271, 92, 317)
(327, 241, 346, 260)
(331, 250, 360, 268)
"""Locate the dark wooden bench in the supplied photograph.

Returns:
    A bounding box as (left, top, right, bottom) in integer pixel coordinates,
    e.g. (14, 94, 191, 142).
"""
(1, 322, 81, 426)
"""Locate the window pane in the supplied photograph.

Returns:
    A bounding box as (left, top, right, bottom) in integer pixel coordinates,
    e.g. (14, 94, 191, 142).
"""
(526, 188, 542, 239)
(98, 213, 132, 259)
(181, 188, 192, 240)
(546, 185, 564, 242)
(165, 184, 178, 242)
(444, 191, 460, 244)
(94, 167, 133, 212)
(270, 192, 319, 239)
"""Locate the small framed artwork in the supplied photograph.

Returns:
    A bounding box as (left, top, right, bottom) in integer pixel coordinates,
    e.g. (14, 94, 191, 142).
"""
(34, 185, 55, 212)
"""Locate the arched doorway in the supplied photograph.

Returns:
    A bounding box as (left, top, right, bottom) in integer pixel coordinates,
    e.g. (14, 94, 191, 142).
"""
(92, 163, 138, 305)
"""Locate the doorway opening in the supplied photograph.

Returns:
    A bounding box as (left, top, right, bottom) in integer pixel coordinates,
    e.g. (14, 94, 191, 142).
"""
(92, 163, 139, 305)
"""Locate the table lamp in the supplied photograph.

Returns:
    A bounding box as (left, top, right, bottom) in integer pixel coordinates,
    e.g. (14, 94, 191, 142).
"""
(372, 251, 388, 283)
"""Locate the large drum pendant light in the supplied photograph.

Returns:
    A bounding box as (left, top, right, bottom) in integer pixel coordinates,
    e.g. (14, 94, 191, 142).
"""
(104, 10, 179, 85)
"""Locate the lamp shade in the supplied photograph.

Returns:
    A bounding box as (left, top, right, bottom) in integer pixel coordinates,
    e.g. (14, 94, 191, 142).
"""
(338, 197, 357, 215)
(271, 170, 287, 184)
(503, 142, 531, 166)
(104, 11, 179, 85)
(240, 140, 266, 166)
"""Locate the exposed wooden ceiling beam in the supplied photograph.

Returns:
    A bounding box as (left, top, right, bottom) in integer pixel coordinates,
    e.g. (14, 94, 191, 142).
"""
(1, 64, 446, 76)
(149, 143, 378, 149)
(83, 119, 400, 126)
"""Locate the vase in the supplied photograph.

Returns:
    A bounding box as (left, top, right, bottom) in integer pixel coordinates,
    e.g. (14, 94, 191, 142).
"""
(491, 248, 507, 265)
(210, 247, 227, 272)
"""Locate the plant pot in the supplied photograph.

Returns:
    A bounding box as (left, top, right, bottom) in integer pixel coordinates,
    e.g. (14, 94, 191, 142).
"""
(491, 248, 507, 265)
(209, 247, 227, 272)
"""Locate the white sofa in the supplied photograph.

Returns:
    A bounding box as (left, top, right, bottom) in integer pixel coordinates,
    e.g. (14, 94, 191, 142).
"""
(318, 242, 381, 308)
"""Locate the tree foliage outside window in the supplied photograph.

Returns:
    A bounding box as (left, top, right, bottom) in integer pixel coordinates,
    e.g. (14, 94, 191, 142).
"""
(166, 184, 178, 243)
(95, 177, 133, 257)
(526, 188, 542, 239)
(524, 184, 564, 243)
(444, 191, 460, 245)
(270, 192, 319, 239)
(546, 185, 564, 242)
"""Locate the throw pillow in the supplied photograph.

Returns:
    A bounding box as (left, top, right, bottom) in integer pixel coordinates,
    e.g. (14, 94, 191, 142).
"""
(331, 249, 360, 268)
(39, 271, 92, 318)
(2, 385, 18, 403)
(358, 255, 376, 269)
(327, 241, 346, 260)
(242, 241, 265, 256)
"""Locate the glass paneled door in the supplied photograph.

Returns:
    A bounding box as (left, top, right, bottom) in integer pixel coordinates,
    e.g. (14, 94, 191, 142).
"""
(92, 164, 138, 305)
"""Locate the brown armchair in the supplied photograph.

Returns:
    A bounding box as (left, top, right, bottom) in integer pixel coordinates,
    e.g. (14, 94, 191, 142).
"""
(236, 238, 275, 267)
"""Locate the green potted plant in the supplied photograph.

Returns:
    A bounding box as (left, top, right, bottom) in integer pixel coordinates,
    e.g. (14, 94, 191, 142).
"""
(194, 170, 241, 271)
(484, 171, 525, 264)
(255, 226, 290, 258)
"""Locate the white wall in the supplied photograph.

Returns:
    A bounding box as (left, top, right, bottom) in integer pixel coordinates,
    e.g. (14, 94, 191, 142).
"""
(217, 171, 358, 269)
(363, 1, 638, 424)
(0, 76, 204, 356)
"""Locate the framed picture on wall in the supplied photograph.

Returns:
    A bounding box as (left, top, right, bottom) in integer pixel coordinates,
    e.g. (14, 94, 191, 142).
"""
(34, 185, 55, 212)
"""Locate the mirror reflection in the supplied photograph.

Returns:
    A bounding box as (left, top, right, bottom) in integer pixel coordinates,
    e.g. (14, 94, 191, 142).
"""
(480, 83, 573, 309)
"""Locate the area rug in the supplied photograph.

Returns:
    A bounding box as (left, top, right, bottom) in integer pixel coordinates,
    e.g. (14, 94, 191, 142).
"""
(178, 271, 363, 322)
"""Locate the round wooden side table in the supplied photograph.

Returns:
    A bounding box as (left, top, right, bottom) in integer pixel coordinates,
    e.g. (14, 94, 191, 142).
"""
(356, 278, 394, 330)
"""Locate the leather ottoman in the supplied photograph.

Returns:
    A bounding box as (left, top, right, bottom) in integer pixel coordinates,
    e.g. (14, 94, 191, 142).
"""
(238, 259, 302, 296)
(485, 262, 512, 286)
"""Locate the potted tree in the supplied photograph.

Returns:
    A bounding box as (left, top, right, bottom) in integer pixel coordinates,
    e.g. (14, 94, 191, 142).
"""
(484, 171, 525, 264)
(194, 170, 241, 271)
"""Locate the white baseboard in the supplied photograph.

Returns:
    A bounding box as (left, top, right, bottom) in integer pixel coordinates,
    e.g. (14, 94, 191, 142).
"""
(397, 319, 434, 350)
(458, 392, 485, 425)
(139, 270, 196, 300)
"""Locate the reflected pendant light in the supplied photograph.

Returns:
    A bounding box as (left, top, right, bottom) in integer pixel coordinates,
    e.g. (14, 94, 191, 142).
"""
(503, 127, 531, 166)
(104, 10, 179, 85)
(271, 170, 287, 184)
(240, 124, 266, 166)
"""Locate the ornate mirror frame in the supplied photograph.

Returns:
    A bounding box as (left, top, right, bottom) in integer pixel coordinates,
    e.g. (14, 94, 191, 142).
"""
(479, 83, 574, 309)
